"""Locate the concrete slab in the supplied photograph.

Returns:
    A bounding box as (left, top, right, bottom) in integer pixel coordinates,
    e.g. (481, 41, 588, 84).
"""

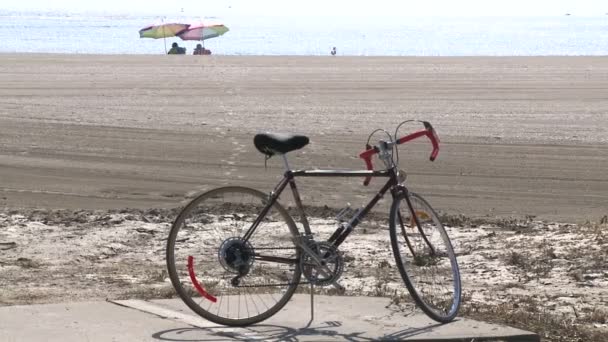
(0, 301, 187, 342)
(0, 295, 539, 341)
(114, 295, 540, 341)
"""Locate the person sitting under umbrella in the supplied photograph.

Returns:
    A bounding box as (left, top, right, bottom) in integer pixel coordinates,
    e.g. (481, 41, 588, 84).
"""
(193, 44, 211, 55)
(193, 44, 204, 55)
(168, 42, 186, 55)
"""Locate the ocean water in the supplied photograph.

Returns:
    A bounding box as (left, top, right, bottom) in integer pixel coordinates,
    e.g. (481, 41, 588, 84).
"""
(1, 11, 607, 56)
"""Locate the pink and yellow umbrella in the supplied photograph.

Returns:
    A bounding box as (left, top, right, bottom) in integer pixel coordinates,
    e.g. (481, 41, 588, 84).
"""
(139, 23, 190, 39)
(177, 24, 229, 42)
(139, 23, 191, 53)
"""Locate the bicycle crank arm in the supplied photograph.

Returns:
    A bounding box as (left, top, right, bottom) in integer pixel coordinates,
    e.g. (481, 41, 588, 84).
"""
(295, 238, 345, 293)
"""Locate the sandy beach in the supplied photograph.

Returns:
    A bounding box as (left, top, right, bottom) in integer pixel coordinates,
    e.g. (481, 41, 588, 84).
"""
(0, 54, 607, 221)
(1, 54, 607, 339)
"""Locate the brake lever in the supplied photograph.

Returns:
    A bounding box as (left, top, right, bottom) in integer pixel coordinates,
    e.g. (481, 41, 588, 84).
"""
(361, 144, 374, 186)
(422, 121, 440, 161)
(422, 121, 434, 132)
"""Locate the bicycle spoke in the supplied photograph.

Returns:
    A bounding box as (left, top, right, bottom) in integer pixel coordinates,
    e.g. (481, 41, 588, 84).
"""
(167, 187, 301, 326)
(390, 192, 461, 323)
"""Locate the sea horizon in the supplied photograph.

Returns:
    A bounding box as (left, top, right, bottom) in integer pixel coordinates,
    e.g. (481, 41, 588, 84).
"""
(2, 10, 607, 56)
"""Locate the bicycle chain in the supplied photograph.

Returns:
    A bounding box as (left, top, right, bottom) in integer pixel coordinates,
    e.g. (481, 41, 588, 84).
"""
(253, 247, 298, 250)
(234, 246, 307, 288)
(234, 281, 310, 288)
(219, 245, 325, 288)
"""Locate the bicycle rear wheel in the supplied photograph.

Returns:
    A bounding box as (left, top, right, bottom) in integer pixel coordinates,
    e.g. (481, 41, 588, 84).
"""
(389, 191, 461, 323)
(166, 186, 302, 326)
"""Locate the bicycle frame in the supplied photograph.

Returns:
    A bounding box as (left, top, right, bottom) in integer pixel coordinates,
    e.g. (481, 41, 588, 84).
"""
(242, 157, 404, 249)
(242, 123, 441, 258)
(169, 121, 462, 325)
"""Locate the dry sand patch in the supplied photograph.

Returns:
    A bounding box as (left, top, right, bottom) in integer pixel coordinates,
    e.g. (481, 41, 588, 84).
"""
(0, 209, 606, 338)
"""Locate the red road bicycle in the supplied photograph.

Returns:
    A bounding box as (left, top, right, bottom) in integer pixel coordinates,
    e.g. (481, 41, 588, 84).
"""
(166, 120, 461, 326)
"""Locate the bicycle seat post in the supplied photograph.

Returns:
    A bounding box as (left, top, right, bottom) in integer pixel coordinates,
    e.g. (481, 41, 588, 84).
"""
(281, 154, 291, 171)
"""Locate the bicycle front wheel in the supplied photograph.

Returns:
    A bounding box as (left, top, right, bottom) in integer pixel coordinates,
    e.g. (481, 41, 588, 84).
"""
(389, 191, 461, 323)
(166, 186, 302, 326)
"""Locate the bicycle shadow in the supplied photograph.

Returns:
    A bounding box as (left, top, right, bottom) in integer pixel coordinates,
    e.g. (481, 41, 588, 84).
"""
(151, 320, 445, 341)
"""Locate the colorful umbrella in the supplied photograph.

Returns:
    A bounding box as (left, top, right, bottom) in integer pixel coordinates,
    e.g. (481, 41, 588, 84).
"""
(139, 23, 190, 39)
(139, 23, 190, 53)
(177, 24, 229, 41)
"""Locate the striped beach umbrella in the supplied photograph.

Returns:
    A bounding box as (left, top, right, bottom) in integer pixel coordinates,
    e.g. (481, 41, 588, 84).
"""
(139, 23, 190, 39)
(177, 24, 229, 41)
(139, 23, 190, 53)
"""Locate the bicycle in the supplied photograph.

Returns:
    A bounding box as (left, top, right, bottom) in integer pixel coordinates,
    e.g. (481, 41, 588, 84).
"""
(166, 120, 461, 327)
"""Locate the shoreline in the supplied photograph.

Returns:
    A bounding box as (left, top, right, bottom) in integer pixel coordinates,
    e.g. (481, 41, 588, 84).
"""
(3, 52, 608, 57)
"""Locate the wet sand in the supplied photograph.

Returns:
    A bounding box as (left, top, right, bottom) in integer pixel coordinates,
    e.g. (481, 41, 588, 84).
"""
(0, 54, 607, 221)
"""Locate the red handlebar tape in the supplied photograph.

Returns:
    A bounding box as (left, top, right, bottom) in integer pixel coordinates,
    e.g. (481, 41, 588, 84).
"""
(359, 129, 439, 186)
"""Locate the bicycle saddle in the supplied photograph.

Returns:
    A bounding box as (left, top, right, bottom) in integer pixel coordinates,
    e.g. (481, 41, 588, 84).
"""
(253, 133, 309, 156)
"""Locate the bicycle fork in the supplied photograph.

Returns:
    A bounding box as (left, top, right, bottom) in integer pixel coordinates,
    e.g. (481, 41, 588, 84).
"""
(397, 187, 437, 257)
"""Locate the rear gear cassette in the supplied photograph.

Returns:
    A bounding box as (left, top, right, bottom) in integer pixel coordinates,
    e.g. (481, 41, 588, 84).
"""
(300, 241, 344, 287)
(218, 237, 255, 274)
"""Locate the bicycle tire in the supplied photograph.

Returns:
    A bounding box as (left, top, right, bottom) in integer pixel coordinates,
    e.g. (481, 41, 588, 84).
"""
(389, 191, 461, 323)
(166, 186, 302, 326)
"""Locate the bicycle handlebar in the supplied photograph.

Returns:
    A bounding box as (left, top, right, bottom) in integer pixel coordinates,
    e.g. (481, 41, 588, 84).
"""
(359, 121, 440, 186)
